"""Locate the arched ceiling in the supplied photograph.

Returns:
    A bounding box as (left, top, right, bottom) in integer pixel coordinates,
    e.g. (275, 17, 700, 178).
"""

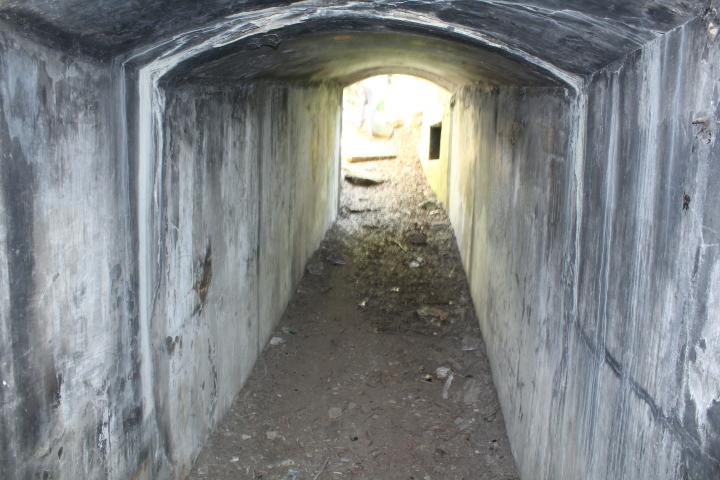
(0, 0, 704, 76)
(166, 22, 561, 88)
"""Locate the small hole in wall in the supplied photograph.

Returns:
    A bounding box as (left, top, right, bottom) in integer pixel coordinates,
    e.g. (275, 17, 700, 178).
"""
(429, 123, 442, 160)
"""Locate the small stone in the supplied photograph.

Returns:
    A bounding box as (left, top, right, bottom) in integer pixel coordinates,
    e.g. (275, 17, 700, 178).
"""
(241, 434, 252, 440)
(408, 257, 424, 268)
(461, 336, 481, 351)
(358, 297, 369, 309)
(266, 430, 280, 440)
(406, 231, 427, 246)
(306, 261, 324, 276)
(270, 337, 285, 346)
(344, 171, 386, 186)
(463, 379, 482, 405)
(326, 253, 347, 266)
(417, 306, 448, 323)
(435, 367, 452, 379)
(420, 200, 439, 211)
(454, 417, 475, 431)
(441, 371, 455, 400)
(230, 457, 240, 463)
(328, 407, 343, 419)
(371, 119, 395, 139)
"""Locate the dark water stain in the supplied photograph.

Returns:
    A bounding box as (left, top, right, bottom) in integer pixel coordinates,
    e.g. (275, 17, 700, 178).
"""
(164, 335, 182, 355)
(49, 372, 62, 409)
(680, 393, 720, 477)
(706, 400, 720, 460)
(683, 391, 700, 441)
(122, 405, 143, 434)
(192, 242, 212, 315)
(646, 4, 678, 27)
(0, 89, 44, 457)
(207, 340, 219, 422)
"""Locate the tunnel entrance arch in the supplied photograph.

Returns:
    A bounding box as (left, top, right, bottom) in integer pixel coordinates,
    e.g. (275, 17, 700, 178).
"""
(120, 11, 587, 473)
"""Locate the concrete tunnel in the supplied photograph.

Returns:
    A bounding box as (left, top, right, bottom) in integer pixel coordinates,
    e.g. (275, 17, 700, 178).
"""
(0, 1, 719, 479)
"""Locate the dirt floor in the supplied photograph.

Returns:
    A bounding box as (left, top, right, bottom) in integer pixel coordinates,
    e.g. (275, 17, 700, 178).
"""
(188, 128, 520, 480)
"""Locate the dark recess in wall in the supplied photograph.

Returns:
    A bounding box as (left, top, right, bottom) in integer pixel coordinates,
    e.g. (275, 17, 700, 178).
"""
(429, 123, 442, 160)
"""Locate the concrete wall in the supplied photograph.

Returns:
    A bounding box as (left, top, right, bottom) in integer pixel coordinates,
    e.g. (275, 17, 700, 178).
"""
(0, 22, 341, 478)
(447, 16, 720, 480)
(0, 25, 146, 479)
(447, 84, 579, 479)
(572, 17, 720, 478)
(154, 80, 341, 477)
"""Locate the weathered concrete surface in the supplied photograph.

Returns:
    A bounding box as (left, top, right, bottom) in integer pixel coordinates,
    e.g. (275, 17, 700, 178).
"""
(0, 21, 341, 478)
(447, 85, 579, 479)
(446, 13, 720, 479)
(0, 24, 146, 479)
(0, 0, 704, 75)
(173, 29, 559, 88)
(1, 1, 719, 479)
(154, 80, 341, 477)
(573, 15, 720, 478)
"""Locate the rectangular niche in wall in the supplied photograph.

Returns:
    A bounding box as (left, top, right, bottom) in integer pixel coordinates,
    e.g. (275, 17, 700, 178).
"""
(429, 123, 442, 160)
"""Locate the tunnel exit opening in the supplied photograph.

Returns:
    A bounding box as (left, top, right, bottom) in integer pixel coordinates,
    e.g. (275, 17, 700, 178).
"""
(340, 74, 452, 207)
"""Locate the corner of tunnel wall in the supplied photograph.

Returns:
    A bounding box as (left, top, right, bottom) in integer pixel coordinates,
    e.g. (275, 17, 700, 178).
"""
(0, 23, 154, 479)
(445, 12, 720, 479)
